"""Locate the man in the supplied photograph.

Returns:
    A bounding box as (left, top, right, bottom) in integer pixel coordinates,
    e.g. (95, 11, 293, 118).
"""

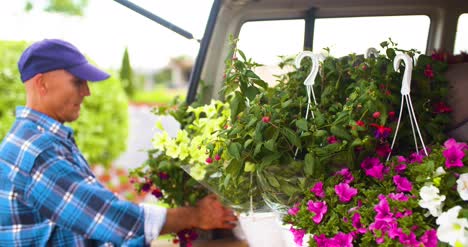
(0, 39, 237, 246)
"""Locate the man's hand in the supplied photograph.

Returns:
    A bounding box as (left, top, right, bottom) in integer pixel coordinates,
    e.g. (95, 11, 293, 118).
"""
(160, 194, 238, 235)
(195, 194, 238, 230)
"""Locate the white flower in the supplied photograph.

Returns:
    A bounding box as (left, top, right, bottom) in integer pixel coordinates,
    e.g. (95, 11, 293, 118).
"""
(456, 173, 468, 201)
(436, 206, 468, 246)
(419, 185, 446, 217)
(434, 166, 446, 176)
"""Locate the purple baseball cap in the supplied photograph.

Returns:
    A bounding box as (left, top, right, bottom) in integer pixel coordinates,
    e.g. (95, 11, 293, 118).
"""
(18, 39, 110, 82)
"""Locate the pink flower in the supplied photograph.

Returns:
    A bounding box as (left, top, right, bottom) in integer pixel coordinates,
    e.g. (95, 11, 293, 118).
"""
(424, 64, 434, 79)
(310, 182, 325, 199)
(388, 192, 409, 202)
(329, 232, 353, 247)
(214, 154, 221, 161)
(356, 120, 365, 127)
(388, 111, 396, 120)
(335, 183, 358, 203)
(370, 124, 392, 139)
(433, 101, 452, 114)
(444, 138, 468, 151)
(361, 157, 385, 180)
(352, 213, 367, 234)
(288, 203, 300, 216)
(372, 112, 381, 118)
(397, 156, 407, 163)
(393, 175, 412, 192)
(420, 229, 437, 247)
(398, 231, 420, 246)
(395, 210, 413, 219)
(443, 147, 465, 168)
(205, 157, 213, 164)
(374, 196, 393, 220)
(262, 116, 270, 123)
(314, 234, 330, 247)
(334, 168, 354, 184)
(307, 200, 328, 224)
(409, 151, 425, 164)
(376, 144, 391, 158)
(394, 164, 407, 174)
(289, 227, 305, 246)
(327, 136, 338, 144)
(151, 188, 163, 199)
(158, 172, 169, 180)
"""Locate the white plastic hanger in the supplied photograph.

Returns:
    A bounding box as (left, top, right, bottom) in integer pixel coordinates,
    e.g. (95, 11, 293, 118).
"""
(387, 53, 428, 161)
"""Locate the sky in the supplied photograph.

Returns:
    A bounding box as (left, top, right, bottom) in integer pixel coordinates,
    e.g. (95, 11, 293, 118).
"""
(0, 0, 214, 71)
(1, 1, 466, 73)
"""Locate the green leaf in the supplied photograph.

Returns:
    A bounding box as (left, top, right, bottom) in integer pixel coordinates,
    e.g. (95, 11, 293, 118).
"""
(304, 153, 316, 176)
(331, 125, 352, 140)
(386, 48, 396, 60)
(230, 93, 242, 122)
(244, 139, 253, 149)
(254, 143, 263, 156)
(261, 153, 281, 167)
(245, 69, 260, 79)
(228, 142, 242, 160)
(238, 49, 247, 61)
(245, 86, 259, 101)
(281, 128, 301, 148)
(267, 175, 280, 188)
(296, 118, 308, 131)
(226, 159, 243, 178)
(264, 139, 276, 151)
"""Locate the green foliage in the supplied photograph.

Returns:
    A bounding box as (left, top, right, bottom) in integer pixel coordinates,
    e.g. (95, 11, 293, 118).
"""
(119, 47, 135, 97)
(153, 68, 172, 85)
(0, 41, 28, 139)
(130, 87, 186, 105)
(25, 0, 89, 16)
(0, 40, 128, 167)
(69, 73, 129, 167)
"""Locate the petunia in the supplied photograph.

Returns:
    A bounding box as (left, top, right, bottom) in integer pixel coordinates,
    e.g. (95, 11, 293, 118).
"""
(334, 168, 354, 184)
(335, 183, 358, 203)
(307, 200, 328, 224)
(370, 123, 392, 139)
(388, 192, 409, 202)
(361, 157, 385, 180)
(310, 182, 325, 199)
(376, 144, 392, 158)
(393, 175, 412, 192)
(444, 138, 468, 151)
(456, 173, 468, 200)
(436, 206, 468, 246)
(289, 227, 306, 246)
(288, 203, 300, 216)
(329, 232, 353, 247)
(420, 229, 437, 247)
(419, 185, 445, 217)
(313, 234, 330, 247)
(352, 213, 367, 234)
(443, 146, 465, 168)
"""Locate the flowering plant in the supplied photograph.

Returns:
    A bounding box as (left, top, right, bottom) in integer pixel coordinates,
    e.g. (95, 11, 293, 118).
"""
(284, 138, 468, 246)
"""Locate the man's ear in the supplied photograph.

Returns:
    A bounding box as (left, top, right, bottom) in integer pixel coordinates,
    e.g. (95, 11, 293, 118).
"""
(31, 73, 47, 96)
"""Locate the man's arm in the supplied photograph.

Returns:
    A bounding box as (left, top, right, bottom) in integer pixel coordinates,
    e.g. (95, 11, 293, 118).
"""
(160, 194, 238, 235)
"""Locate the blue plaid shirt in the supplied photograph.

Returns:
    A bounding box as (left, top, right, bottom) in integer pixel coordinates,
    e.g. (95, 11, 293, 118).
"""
(0, 107, 166, 246)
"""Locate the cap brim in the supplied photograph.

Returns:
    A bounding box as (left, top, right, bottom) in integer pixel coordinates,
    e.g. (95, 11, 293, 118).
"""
(67, 63, 110, 82)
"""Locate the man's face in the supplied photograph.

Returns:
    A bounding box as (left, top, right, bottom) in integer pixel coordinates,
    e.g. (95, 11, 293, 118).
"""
(42, 70, 90, 123)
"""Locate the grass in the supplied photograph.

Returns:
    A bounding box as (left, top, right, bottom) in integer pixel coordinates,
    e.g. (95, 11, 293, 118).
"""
(131, 86, 186, 105)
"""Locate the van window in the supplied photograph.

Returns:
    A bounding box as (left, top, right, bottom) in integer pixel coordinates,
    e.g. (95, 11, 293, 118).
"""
(238, 19, 305, 84)
(454, 13, 468, 54)
(313, 15, 431, 57)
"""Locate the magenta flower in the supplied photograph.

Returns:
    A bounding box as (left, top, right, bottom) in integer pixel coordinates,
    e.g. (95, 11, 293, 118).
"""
(398, 231, 420, 246)
(443, 147, 465, 168)
(388, 192, 408, 202)
(141, 181, 152, 192)
(289, 227, 305, 246)
(335, 183, 358, 203)
(310, 182, 325, 199)
(352, 213, 367, 234)
(420, 229, 437, 247)
(151, 188, 163, 199)
(370, 124, 392, 139)
(288, 203, 300, 216)
(393, 175, 412, 192)
(313, 234, 330, 247)
(397, 156, 407, 163)
(409, 152, 424, 164)
(307, 200, 328, 224)
(158, 172, 169, 180)
(330, 232, 353, 247)
(334, 168, 354, 184)
(376, 144, 391, 158)
(374, 196, 393, 220)
(395, 210, 413, 219)
(424, 64, 435, 79)
(444, 138, 468, 151)
(433, 101, 452, 113)
(327, 136, 338, 144)
(361, 157, 385, 180)
(394, 164, 407, 174)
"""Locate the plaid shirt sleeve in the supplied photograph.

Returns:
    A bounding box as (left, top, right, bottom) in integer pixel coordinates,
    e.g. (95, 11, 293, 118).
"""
(21, 146, 147, 245)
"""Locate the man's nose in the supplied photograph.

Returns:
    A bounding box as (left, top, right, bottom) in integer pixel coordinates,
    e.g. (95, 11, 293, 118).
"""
(81, 81, 91, 97)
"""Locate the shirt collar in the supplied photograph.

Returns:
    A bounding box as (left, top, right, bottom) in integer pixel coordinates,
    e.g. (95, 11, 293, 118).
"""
(16, 106, 74, 140)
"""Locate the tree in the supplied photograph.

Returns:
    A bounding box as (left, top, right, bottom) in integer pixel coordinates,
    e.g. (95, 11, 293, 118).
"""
(25, 0, 89, 16)
(119, 47, 135, 96)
